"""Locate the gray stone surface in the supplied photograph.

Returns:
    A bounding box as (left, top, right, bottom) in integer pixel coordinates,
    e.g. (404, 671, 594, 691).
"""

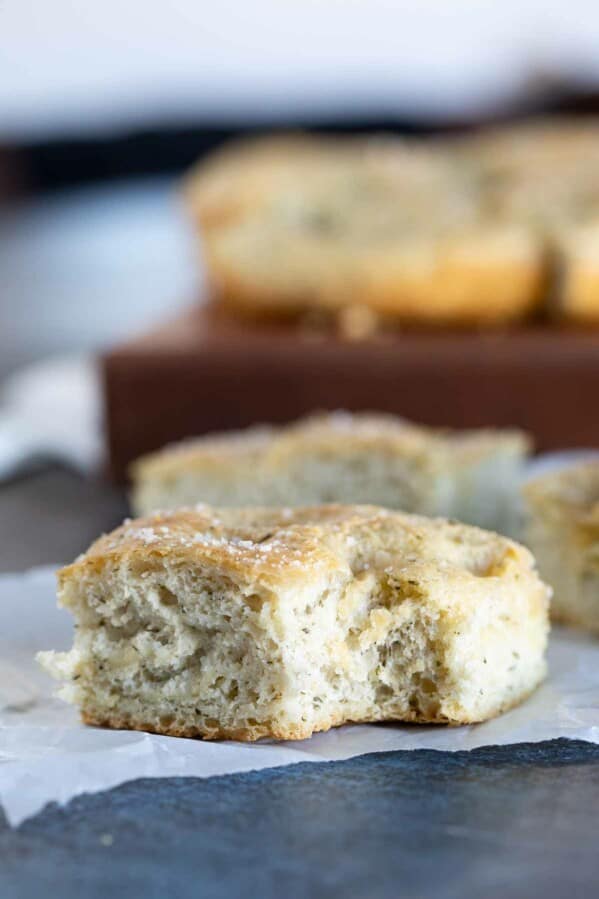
(1, 740, 598, 899)
(0, 467, 127, 572)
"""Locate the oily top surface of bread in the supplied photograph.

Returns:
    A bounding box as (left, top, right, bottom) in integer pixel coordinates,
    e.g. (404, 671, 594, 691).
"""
(524, 459, 599, 529)
(131, 412, 530, 483)
(60, 504, 539, 603)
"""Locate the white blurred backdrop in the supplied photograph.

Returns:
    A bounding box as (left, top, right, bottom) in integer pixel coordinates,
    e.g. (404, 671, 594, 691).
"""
(3, 0, 599, 138)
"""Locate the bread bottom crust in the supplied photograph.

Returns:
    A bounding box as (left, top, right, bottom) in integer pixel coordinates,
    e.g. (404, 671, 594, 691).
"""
(559, 273, 599, 323)
(210, 266, 543, 329)
(81, 681, 542, 743)
(202, 226, 545, 329)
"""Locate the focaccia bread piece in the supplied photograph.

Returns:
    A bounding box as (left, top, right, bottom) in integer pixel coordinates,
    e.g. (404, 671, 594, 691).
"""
(131, 412, 531, 537)
(185, 135, 544, 328)
(39, 505, 549, 741)
(467, 118, 599, 323)
(523, 459, 599, 633)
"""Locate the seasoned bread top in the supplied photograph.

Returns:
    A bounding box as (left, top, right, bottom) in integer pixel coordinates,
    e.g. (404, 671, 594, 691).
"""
(131, 412, 530, 483)
(60, 504, 543, 606)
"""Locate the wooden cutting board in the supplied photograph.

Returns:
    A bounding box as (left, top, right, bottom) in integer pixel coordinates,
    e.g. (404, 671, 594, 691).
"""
(103, 304, 599, 481)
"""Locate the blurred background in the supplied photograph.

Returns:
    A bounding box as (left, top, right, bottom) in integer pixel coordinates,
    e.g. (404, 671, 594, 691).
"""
(5, 0, 599, 371)
(3, 0, 599, 567)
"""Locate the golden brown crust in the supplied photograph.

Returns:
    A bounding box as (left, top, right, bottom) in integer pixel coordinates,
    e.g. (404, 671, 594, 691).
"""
(60, 503, 540, 619)
(60, 505, 344, 592)
(206, 243, 544, 327)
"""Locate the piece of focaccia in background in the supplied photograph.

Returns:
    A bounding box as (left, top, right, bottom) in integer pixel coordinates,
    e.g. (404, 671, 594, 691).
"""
(39, 505, 549, 742)
(523, 459, 599, 634)
(185, 135, 545, 330)
(130, 412, 531, 537)
(467, 118, 599, 324)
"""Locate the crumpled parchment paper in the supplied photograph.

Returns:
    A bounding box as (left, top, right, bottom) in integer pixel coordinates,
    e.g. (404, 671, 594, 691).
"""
(2, 564, 599, 827)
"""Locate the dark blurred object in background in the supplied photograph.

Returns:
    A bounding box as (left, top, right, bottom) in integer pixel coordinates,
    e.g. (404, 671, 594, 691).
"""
(8, 86, 599, 195)
(0, 148, 23, 200)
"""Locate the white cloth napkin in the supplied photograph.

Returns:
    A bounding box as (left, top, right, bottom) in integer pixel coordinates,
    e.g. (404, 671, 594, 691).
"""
(0, 356, 102, 480)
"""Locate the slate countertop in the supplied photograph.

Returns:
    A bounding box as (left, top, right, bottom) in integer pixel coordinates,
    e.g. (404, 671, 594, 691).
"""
(1, 740, 598, 898)
(1, 470, 598, 897)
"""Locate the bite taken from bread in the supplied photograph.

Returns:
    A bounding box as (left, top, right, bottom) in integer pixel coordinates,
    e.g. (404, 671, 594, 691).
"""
(39, 505, 549, 742)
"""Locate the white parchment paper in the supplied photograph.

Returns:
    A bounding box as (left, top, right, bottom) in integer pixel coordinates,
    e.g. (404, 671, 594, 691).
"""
(1, 564, 599, 828)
